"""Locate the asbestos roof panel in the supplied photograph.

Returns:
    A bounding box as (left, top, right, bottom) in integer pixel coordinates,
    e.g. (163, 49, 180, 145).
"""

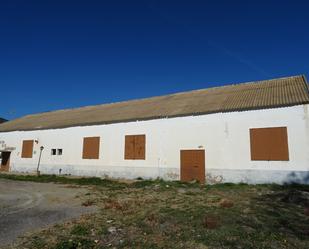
(0, 75, 308, 132)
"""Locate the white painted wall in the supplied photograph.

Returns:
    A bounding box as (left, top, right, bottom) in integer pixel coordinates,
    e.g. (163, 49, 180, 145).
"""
(1, 104, 309, 184)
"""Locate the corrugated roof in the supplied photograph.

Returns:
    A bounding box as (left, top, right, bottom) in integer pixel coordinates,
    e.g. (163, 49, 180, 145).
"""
(0, 75, 308, 132)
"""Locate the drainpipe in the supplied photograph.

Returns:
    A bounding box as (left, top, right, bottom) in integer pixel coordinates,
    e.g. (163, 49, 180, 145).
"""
(37, 146, 44, 176)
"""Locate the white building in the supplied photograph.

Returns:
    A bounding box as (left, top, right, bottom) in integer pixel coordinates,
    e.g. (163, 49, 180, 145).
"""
(1, 75, 309, 184)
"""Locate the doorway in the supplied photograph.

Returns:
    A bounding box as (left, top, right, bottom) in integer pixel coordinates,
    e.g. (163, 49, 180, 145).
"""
(180, 150, 205, 183)
(0, 151, 11, 172)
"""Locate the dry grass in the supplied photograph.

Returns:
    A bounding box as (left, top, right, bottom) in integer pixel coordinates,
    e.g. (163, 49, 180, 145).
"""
(2, 175, 309, 249)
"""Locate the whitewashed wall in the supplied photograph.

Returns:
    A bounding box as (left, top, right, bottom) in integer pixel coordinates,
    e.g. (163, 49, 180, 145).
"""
(1, 104, 309, 184)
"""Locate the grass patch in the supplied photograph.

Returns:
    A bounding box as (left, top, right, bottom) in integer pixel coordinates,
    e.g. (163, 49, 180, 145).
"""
(2, 173, 309, 249)
(0, 173, 126, 189)
(55, 238, 96, 249)
(70, 224, 91, 236)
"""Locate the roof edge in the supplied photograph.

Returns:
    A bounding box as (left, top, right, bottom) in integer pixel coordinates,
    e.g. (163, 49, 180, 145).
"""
(1, 102, 308, 133)
(302, 74, 309, 95)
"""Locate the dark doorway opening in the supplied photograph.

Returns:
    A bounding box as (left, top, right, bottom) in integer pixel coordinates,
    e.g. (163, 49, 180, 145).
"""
(0, 151, 11, 172)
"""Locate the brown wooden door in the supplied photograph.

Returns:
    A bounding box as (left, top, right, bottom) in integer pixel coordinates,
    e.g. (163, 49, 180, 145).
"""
(0, 152, 11, 172)
(180, 150, 205, 183)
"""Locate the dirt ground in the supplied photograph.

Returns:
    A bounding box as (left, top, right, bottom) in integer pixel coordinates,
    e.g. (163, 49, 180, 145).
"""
(0, 179, 95, 248)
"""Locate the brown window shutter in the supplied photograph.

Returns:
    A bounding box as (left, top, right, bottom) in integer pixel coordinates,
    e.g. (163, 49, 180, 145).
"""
(82, 137, 100, 159)
(250, 127, 289, 161)
(21, 140, 34, 158)
(125, 135, 135, 159)
(268, 127, 289, 161)
(134, 135, 146, 160)
(250, 128, 270, 160)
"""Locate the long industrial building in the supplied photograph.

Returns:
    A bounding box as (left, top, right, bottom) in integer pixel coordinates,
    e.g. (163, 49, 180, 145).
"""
(0, 75, 308, 184)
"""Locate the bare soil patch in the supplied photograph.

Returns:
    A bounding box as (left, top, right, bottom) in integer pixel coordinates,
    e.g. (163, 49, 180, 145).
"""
(0, 178, 95, 248)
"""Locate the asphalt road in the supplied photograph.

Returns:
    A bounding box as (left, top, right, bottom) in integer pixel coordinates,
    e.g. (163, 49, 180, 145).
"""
(0, 178, 95, 248)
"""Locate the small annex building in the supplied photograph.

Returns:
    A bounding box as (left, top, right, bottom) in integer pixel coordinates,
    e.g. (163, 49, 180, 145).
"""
(0, 75, 309, 184)
(0, 118, 7, 124)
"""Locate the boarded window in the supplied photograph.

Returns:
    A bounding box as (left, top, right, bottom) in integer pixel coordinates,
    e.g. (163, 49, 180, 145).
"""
(125, 135, 135, 159)
(82, 137, 100, 159)
(21, 140, 34, 158)
(250, 127, 289, 161)
(125, 135, 146, 160)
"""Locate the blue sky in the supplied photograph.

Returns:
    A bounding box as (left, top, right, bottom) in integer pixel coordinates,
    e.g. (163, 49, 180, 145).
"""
(1, 0, 308, 120)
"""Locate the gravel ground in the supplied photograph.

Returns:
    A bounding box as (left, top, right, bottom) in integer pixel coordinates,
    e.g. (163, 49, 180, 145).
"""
(0, 178, 95, 248)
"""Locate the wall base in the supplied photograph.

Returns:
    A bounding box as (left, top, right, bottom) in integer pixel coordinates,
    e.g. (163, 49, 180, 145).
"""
(9, 164, 309, 184)
(206, 169, 309, 184)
